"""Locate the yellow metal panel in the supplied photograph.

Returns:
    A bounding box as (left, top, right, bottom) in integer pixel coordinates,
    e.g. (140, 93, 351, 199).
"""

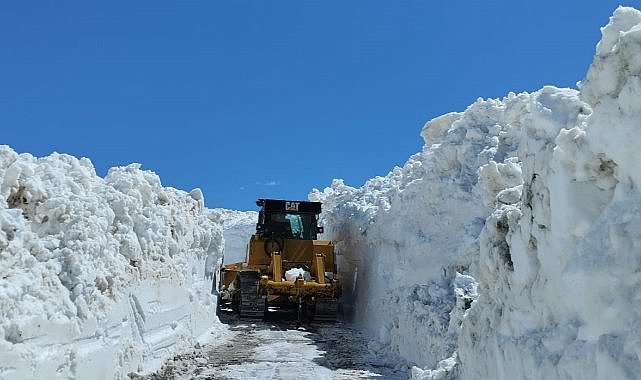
(247, 234, 272, 266)
(312, 254, 325, 284)
(272, 253, 282, 282)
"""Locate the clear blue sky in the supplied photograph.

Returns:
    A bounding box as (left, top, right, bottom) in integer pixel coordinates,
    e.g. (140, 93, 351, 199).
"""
(1, 1, 633, 210)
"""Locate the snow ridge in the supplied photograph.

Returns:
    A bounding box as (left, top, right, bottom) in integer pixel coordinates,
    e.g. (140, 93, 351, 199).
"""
(311, 90, 532, 367)
(314, 6, 641, 379)
(0, 147, 223, 379)
(210, 208, 258, 265)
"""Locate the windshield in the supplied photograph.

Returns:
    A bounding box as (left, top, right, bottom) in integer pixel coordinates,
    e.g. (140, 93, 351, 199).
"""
(268, 212, 317, 239)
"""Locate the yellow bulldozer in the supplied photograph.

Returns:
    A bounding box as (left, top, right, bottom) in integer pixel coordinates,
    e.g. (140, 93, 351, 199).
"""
(218, 199, 341, 321)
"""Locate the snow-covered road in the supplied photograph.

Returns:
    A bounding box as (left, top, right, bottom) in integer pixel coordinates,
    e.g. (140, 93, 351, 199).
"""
(136, 311, 410, 380)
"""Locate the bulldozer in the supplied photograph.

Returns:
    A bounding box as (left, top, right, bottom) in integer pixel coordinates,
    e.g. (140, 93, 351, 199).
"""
(218, 199, 341, 322)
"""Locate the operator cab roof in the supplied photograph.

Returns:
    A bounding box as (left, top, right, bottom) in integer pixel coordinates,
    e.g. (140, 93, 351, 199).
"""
(256, 199, 322, 214)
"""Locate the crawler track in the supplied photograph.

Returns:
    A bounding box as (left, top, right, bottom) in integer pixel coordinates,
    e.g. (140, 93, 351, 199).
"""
(237, 271, 265, 319)
(313, 297, 339, 321)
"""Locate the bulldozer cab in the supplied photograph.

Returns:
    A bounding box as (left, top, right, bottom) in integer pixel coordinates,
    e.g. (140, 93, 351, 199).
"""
(255, 199, 324, 240)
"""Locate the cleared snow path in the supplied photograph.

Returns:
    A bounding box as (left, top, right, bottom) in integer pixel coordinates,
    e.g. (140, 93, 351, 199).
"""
(135, 311, 410, 380)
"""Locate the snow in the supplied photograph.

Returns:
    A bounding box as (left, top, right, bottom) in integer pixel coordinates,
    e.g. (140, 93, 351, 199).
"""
(285, 268, 312, 282)
(0, 148, 225, 378)
(210, 208, 257, 265)
(312, 6, 641, 379)
(4, 5, 641, 380)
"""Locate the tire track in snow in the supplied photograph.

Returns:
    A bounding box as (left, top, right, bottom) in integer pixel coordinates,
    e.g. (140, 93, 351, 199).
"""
(134, 311, 410, 379)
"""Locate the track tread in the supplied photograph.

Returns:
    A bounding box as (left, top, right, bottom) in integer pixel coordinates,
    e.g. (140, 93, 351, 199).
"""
(238, 272, 265, 319)
(314, 297, 339, 321)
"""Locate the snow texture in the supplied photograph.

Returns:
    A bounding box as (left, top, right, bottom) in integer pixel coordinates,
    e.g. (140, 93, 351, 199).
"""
(0, 148, 224, 379)
(312, 6, 641, 380)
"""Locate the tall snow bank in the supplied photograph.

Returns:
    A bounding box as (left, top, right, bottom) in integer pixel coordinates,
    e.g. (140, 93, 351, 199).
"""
(314, 6, 641, 379)
(210, 209, 258, 265)
(0, 146, 224, 379)
(458, 7, 641, 379)
(311, 91, 533, 367)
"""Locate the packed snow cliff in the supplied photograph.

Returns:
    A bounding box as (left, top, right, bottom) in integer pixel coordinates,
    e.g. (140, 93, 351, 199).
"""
(210, 208, 257, 265)
(312, 6, 641, 379)
(0, 149, 225, 379)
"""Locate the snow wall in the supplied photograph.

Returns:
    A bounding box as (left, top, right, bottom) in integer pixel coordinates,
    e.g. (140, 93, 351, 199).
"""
(312, 7, 641, 379)
(211, 209, 258, 265)
(0, 147, 225, 379)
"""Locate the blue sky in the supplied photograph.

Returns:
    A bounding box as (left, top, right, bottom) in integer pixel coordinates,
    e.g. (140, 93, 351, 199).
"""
(1, 1, 634, 210)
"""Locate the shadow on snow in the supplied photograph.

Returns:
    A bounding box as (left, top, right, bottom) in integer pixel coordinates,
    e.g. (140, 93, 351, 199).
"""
(217, 307, 409, 379)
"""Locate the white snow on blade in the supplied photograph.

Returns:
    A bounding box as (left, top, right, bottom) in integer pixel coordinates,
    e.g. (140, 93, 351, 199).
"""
(0, 148, 225, 379)
(313, 6, 641, 380)
(285, 268, 312, 282)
